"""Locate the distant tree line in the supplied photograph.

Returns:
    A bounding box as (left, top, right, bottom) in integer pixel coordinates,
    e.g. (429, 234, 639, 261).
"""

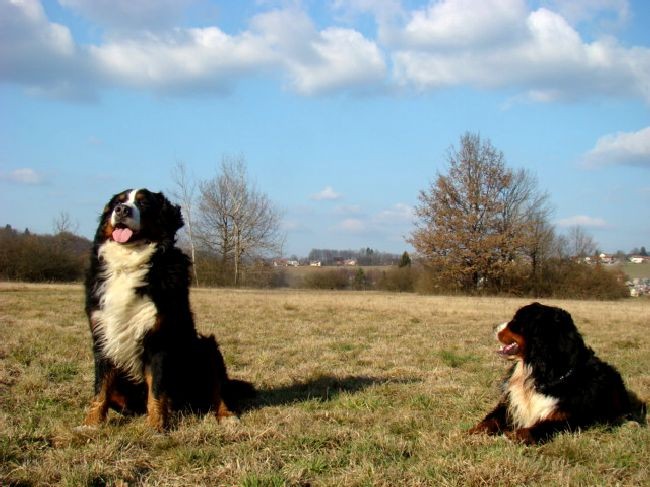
(0, 141, 642, 300)
(306, 248, 400, 266)
(0, 225, 91, 282)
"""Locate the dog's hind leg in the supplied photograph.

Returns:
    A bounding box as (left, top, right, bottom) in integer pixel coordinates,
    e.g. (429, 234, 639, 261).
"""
(83, 368, 116, 426)
(145, 365, 170, 431)
(213, 382, 237, 423)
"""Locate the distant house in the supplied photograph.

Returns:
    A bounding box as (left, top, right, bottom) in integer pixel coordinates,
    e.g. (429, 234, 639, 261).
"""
(344, 259, 357, 266)
(273, 259, 300, 267)
(627, 277, 650, 297)
(310, 261, 321, 267)
(629, 256, 647, 264)
(599, 253, 616, 264)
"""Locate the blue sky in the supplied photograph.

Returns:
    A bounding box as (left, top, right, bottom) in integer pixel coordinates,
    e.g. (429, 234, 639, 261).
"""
(1, 0, 649, 257)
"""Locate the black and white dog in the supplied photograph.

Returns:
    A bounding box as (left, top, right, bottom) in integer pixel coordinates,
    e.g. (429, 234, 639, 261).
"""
(83, 188, 253, 431)
(470, 303, 646, 444)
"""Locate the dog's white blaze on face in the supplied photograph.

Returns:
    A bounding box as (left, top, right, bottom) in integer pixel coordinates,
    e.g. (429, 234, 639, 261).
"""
(92, 239, 157, 382)
(495, 321, 508, 336)
(110, 189, 142, 231)
(506, 362, 559, 429)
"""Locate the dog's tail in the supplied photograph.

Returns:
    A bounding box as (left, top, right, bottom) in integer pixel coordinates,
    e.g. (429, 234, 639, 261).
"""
(625, 390, 647, 425)
(222, 378, 256, 413)
(223, 378, 256, 399)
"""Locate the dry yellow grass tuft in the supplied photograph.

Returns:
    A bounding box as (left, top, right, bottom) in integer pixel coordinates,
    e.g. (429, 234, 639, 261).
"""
(1, 284, 648, 486)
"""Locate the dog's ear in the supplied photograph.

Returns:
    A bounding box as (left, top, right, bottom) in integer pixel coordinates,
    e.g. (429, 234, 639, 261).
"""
(157, 192, 184, 234)
(528, 306, 585, 381)
(553, 308, 586, 359)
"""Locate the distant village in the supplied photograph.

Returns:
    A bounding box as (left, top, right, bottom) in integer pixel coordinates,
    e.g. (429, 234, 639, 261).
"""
(575, 253, 650, 297)
(274, 252, 650, 297)
(273, 258, 360, 268)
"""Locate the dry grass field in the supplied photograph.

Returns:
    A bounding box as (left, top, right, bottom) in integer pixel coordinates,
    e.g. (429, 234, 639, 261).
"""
(1, 283, 648, 486)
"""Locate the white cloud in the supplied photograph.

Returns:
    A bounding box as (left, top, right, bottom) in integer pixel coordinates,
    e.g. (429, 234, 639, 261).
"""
(374, 203, 414, 224)
(582, 127, 650, 168)
(251, 9, 386, 95)
(334, 204, 363, 215)
(1, 0, 648, 102)
(333, 203, 414, 237)
(79, 6, 384, 96)
(311, 186, 342, 201)
(88, 27, 275, 94)
(395, 0, 528, 50)
(0, 0, 90, 100)
(390, 1, 650, 103)
(339, 218, 366, 232)
(556, 215, 608, 228)
(286, 27, 386, 95)
(543, 0, 630, 28)
(0, 168, 46, 185)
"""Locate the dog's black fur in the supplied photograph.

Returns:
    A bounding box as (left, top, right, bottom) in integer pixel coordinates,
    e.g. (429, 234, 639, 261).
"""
(470, 302, 646, 444)
(83, 188, 253, 430)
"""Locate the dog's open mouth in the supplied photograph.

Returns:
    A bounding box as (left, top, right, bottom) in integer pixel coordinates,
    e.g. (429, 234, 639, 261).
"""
(112, 225, 135, 244)
(497, 342, 519, 357)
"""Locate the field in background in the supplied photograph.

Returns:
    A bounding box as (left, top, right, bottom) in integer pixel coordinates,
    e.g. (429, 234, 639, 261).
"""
(1, 284, 648, 486)
(616, 262, 650, 280)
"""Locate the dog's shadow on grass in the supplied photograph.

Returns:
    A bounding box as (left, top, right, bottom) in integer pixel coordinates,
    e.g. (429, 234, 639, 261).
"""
(239, 374, 421, 411)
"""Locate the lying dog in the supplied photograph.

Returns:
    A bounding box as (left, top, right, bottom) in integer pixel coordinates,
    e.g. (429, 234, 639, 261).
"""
(83, 188, 253, 430)
(470, 302, 646, 444)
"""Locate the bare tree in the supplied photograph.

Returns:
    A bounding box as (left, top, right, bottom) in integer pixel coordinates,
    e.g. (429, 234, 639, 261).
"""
(171, 160, 199, 286)
(196, 155, 284, 286)
(564, 225, 598, 258)
(52, 212, 78, 235)
(409, 132, 551, 293)
(501, 169, 554, 280)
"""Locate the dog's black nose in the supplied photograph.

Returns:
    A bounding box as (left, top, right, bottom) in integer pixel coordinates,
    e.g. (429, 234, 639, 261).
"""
(114, 203, 132, 219)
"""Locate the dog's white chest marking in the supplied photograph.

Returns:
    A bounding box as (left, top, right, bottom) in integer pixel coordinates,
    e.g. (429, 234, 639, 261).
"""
(506, 362, 559, 429)
(92, 240, 158, 381)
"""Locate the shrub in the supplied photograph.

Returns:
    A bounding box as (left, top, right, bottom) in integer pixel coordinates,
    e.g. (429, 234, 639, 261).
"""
(303, 269, 350, 290)
(0, 226, 89, 282)
(413, 257, 629, 300)
(377, 266, 416, 292)
(241, 262, 288, 289)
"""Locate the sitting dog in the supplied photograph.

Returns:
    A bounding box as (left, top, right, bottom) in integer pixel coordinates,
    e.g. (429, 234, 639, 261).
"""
(83, 188, 253, 430)
(470, 302, 646, 444)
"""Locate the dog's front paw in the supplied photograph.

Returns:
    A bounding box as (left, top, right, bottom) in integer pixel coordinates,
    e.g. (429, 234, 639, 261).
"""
(468, 418, 502, 435)
(506, 428, 537, 445)
(217, 414, 241, 426)
(73, 424, 99, 433)
(468, 423, 488, 435)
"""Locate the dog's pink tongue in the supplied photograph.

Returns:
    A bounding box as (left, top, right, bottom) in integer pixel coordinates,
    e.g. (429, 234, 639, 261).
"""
(112, 227, 133, 243)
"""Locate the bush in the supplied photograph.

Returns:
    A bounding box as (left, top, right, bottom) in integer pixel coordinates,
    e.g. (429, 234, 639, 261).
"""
(302, 268, 351, 290)
(414, 257, 630, 300)
(241, 262, 288, 289)
(352, 268, 368, 290)
(0, 226, 89, 282)
(377, 266, 416, 292)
